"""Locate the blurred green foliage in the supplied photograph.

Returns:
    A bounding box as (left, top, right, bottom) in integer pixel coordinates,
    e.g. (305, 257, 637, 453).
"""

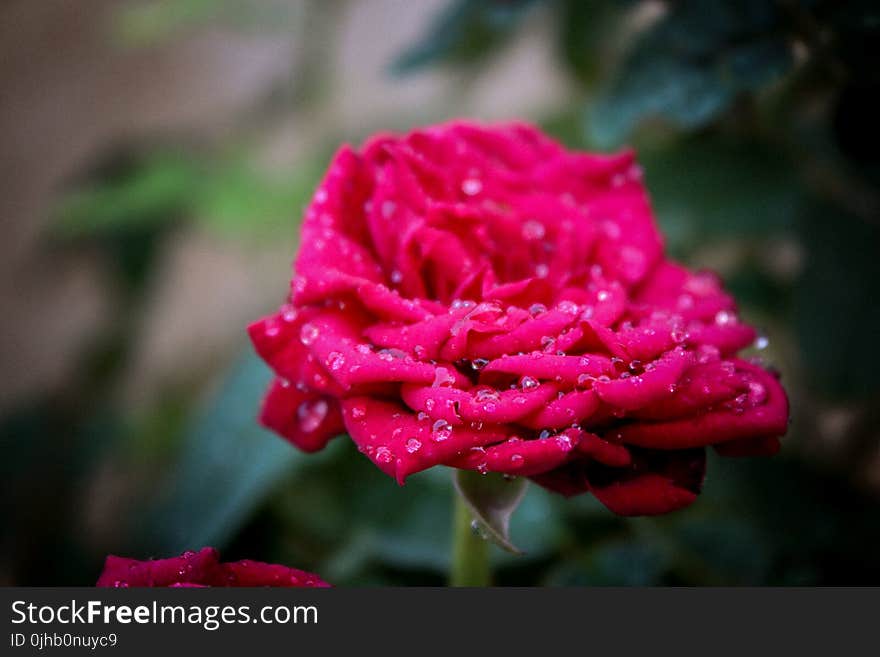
(3, 0, 880, 586)
(115, 0, 302, 45)
(54, 151, 326, 241)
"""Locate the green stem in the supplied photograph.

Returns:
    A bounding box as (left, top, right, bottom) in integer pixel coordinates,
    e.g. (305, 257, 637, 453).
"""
(450, 486, 490, 587)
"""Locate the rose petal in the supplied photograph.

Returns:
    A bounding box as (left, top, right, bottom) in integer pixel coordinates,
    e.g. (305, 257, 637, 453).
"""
(468, 310, 575, 358)
(341, 397, 508, 483)
(520, 389, 601, 429)
(588, 448, 706, 516)
(574, 430, 632, 467)
(258, 379, 343, 453)
(481, 353, 613, 387)
(594, 347, 693, 410)
(306, 311, 470, 388)
(97, 548, 329, 588)
(449, 430, 578, 476)
(248, 308, 345, 396)
(222, 561, 330, 587)
(612, 361, 789, 448)
(401, 382, 558, 425)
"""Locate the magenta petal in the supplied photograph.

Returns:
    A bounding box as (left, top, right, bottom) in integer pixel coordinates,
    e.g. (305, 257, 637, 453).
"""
(687, 322, 757, 355)
(258, 379, 343, 453)
(450, 431, 578, 476)
(484, 276, 555, 307)
(364, 313, 458, 360)
(587, 281, 627, 326)
(401, 382, 558, 425)
(609, 319, 680, 361)
(588, 448, 706, 516)
(481, 353, 613, 387)
(574, 430, 632, 467)
(97, 548, 221, 587)
(468, 310, 575, 358)
(520, 389, 601, 429)
(357, 282, 433, 322)
(613, 361, 789, 449)
(594, 347, 693, 410)
(97, 548, 329, 588)
(341, 397, 508, 483)
(306, 311, 469, 388)
(248, 309, 345, 395)
(632, 359, 749, 421)
(221, 561, 330, 588)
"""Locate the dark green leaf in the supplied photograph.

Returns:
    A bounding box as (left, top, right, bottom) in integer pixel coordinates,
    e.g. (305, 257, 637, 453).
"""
(639, 136, 801, 254)
(588, 0, 794, 146)
(140, 352, 322, 553)
(793, 200, 880, 397)
(555, 0, 626, 84)
(393, 0, 539, 75)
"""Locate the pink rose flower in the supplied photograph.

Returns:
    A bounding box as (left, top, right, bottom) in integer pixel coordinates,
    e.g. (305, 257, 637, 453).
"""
(96, 547, 329, 587)
(249, 121, 789, 516)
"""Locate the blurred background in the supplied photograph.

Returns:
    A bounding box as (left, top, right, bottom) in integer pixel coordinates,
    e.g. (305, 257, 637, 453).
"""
(2, 0, 879, 586)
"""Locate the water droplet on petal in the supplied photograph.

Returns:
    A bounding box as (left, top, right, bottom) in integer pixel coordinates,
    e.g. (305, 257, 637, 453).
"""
(715, 310, 736, 326)
(297, 399, 328, 433)
(520, 376, 539, 391)
(747, 381, 767, 404)
(432, 367, 455, 387)
(557, 300, 579, 315)
(522, 219, 546, 240)
(529, 303, 547, 316)
(432, 419, 452, 442)
(327, 351, 345, 371)
(475, 388, 500, 401)
(375, 446, 393, 464)
(461, 178, 483, 196)
(300, 323, 319, 346)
